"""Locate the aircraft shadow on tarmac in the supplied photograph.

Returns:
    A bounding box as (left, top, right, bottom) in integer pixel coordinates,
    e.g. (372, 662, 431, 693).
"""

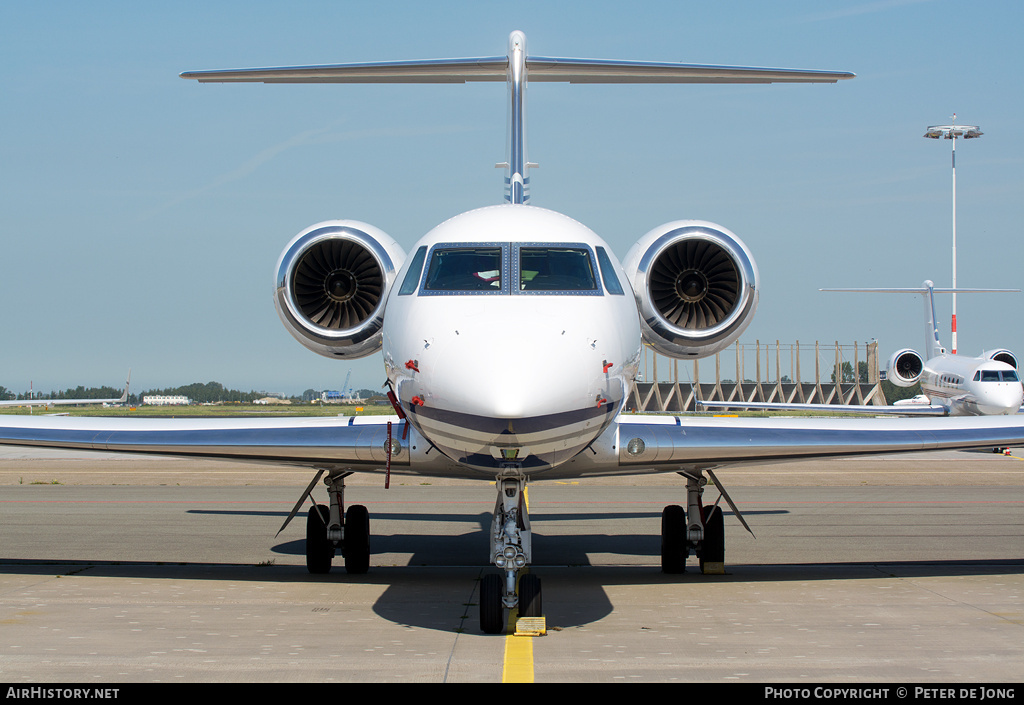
(183, 506, 793, 569)
(5, 507, 1021, 633)
(189, 506, 1022, 632)
(188, 507, 790, 565)
(4, 557, 1024, 635)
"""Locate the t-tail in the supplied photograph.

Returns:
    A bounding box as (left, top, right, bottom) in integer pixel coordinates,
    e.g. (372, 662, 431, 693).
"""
(821, 281, 1019, 359)
(181, 31, 853, 206)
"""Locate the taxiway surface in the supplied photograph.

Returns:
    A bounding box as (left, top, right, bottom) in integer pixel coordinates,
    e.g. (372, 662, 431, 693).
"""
(1, 448, 1022, 682)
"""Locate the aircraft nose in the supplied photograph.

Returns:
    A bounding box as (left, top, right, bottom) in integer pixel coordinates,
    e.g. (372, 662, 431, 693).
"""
(432, 326, 604, 419)
(402, 318, 621, 472)
(978, 385, 1024, 415)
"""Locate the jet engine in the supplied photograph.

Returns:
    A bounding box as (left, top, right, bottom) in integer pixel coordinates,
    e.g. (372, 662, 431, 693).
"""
(274, 220, 405, 359)
(886, 348, 924, 387)
(982, 349, 1018, 370)
(622, 220, 759, 358)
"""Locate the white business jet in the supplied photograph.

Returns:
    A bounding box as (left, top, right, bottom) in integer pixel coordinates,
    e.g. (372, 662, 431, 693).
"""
(699, 281, 1022, 417)
(4, 33, 1024, 635)
(0, 371, 131, 411)
(829, 282, 1022, 416)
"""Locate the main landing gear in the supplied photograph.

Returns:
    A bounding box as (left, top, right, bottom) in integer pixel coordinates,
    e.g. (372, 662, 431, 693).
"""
(304, 471, 370, 575)
(660, 469, 751, 575)
(480, 469, 541, 634)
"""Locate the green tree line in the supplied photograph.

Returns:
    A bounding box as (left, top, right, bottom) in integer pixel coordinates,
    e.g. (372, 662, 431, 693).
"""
(0, 385, 124, 402)
(139, 382, 264, 404)
(0, 382, 265, 405)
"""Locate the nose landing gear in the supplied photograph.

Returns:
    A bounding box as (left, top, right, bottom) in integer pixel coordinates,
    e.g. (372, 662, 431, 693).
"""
(480, 471, 541, 634)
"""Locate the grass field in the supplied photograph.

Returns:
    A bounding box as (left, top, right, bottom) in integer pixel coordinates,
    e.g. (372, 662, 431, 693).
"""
(0, 403, 396, 418)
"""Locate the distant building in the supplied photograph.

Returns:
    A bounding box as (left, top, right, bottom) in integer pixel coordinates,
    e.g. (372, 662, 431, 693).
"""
(142, 395, 190, 406)
(321, 390, 364, 404)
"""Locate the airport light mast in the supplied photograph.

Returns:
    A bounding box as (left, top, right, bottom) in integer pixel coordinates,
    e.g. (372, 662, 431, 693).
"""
(924, 115, 982, 354)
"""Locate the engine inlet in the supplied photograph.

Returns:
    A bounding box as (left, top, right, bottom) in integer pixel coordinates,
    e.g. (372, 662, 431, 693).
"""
(650, 239, 740, 329)
(292, 239, 383, 330)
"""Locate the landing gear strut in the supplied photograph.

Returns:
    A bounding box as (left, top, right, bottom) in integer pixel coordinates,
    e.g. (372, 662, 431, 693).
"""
(304, 471, 370, 575)
(480, 469, 541, 634)
(661, 470, 745, 575)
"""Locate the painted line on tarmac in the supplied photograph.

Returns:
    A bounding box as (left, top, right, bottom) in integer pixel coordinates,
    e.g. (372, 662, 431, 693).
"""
(502, 486, 535, 683)
(502, 594, 532, 683)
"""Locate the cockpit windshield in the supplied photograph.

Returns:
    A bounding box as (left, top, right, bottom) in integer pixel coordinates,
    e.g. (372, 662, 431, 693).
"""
(975, 369, 1020, 382)
(423, 247, 503, 292)
(417, 243, 605, 296)
(518, 247, 598, 292)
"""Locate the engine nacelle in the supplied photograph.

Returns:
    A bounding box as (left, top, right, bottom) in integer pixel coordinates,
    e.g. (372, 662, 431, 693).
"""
(622, 220, 758, 358)
(275, 220, 405, 359)
(886, 348, 924, 387)
(982, 349, 1018, 370)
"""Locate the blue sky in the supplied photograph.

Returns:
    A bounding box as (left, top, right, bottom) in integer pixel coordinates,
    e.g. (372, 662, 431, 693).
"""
(2, 1, 1022, 396)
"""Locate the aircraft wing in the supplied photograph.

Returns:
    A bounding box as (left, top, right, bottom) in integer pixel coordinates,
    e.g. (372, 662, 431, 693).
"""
(2, 411, 1023, 479)
(610, 413, 1024, 473)
(0, 414, 418, 472)
(694, 400, 950, 416)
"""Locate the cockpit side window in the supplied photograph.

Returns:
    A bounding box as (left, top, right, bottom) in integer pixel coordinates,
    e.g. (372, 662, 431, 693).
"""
(422, 245, 506, 294)
(515, 245, 600, 295)
(398, 246, 427, 296)
(595, 247, 625, 295)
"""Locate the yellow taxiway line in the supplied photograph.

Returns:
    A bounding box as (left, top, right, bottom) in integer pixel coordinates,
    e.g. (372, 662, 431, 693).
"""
(502, 601, 534, 682)
(501, 485, 536, 683)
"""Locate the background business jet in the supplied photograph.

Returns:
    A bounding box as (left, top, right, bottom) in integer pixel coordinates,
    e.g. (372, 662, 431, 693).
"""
(4, 33, 1024, 634)
(0, 371, 130, 410)
(699, 281, 1022, 417)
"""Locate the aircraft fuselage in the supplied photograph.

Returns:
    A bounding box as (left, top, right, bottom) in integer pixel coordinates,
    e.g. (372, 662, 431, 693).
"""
(921, 354, 1023, 416)
(382, 204, 642, 473)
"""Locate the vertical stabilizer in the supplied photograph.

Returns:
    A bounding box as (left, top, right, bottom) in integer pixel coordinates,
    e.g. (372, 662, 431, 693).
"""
(505, 31, 529, 205)
(921, 281, 946, 359)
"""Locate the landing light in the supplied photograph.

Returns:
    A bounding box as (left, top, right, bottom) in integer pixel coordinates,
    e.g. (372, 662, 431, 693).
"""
(626, 438, 646, 457)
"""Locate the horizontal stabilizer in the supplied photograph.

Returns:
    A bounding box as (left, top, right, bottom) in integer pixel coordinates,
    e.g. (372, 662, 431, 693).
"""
(181, 57, 854, 85)
(181, 58, 509, 84)
(822, 287, 1019, 294)
(525, 57, 853, 84)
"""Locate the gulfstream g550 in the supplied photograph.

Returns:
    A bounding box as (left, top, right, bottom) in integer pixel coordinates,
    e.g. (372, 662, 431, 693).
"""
(699, 282, 1023, 417)
(4, 32, 1024, 635)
